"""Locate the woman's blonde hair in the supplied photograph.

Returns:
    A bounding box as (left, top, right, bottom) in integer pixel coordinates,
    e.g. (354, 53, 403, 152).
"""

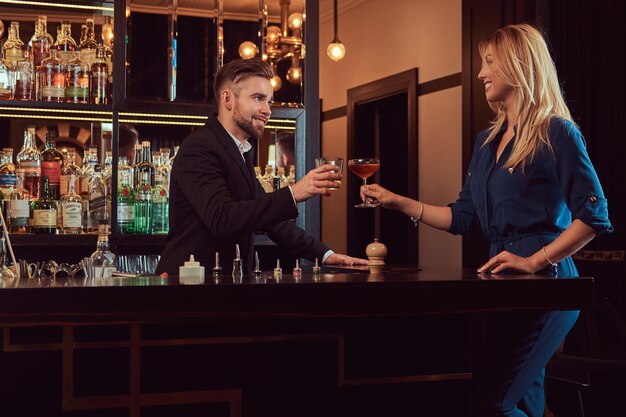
(479, 23, 573, 171)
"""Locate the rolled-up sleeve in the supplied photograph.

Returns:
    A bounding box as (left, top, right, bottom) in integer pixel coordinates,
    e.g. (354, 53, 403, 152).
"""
(448, 157, 479, 236)
(548, 119, 613, 236)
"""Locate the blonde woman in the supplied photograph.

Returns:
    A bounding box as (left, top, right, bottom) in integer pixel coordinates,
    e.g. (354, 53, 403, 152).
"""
(362, 24, 612, 416)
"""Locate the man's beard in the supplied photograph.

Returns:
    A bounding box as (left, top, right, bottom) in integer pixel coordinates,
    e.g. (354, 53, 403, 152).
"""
(233, 104, 265, 140)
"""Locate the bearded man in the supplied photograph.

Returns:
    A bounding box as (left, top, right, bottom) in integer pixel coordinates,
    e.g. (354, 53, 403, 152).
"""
(156, 58, 366, 275)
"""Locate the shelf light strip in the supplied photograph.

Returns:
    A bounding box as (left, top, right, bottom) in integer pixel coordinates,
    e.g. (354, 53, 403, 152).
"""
(0, 0, 113, 12)
(0, 114, 112, 122)
(119, 119, 205, 126)
(265, 118, 297, 124)
(119, 113, 296, 124)
(119, 118, 295, 130)
(0, 107, 112, 115)
(266, 125, 295, 130)
(119, 112, 207, 120)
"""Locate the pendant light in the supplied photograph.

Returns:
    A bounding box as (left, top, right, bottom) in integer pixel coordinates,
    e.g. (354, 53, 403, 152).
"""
(326, 0, 346, 61)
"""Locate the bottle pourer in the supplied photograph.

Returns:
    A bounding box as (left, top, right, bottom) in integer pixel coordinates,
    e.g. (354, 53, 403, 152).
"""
(273, 259, 282, 279)
(232, 244, 243, 281)
(212, 252, 223, 277)
(253, 251, 262, 276)
(292, 259, 302, 279)
(312, 257, 321, 274)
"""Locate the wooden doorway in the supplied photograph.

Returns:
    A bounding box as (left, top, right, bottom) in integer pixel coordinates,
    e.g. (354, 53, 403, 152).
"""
(347, 69, 418, 265)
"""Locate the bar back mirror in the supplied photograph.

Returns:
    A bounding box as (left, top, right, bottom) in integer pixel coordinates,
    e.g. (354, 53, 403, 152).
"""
(253, 117, 298, 192)
(126, 0, 305, 105)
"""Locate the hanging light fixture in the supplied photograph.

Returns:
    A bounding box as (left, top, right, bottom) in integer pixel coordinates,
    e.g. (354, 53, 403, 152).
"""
(238, 0, 305, 91)
(327, 0, 345, 61)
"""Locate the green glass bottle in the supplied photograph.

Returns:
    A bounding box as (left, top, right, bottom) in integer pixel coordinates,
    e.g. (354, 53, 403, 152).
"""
(117, 170, 135, 234)
(133, 172, 152, 234)
(151, 173, 168, 235)
(31, 176, 57, 234)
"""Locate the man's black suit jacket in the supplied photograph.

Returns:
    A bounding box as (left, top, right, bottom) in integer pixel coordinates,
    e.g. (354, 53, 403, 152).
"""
(155, 115, 330, 275)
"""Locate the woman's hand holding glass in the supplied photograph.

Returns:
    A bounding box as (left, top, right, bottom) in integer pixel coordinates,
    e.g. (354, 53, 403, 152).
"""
(360, 184, 403, 210)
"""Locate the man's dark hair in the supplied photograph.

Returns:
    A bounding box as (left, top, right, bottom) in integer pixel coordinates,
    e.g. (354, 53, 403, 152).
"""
(275, 131, 295, 167)
(214, 58, 273, 107)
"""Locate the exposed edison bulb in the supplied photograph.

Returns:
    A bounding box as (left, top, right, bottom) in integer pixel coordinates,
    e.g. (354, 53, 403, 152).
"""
(125, 6, 131, 18)
(288, 13, 303, 30)
(327, 41, 346, 61)
(270, 75, 282, 91)
(266, 25, 281, 44)
(238, 41, 258, 59)
(286, 66, 302, 84)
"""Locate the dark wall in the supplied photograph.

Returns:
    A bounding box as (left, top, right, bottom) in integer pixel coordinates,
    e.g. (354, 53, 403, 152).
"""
(547, 0, 625, 251)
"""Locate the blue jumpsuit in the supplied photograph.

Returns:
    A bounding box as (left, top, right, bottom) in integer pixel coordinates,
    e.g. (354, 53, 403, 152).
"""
(448, 117, 613, 416)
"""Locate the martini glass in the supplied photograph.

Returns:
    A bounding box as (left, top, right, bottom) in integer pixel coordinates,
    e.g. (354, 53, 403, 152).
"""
(348, 158, 380, 208)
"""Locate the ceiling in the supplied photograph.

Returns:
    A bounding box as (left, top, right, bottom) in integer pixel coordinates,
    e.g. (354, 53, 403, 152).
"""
(129, 0, 306, 20)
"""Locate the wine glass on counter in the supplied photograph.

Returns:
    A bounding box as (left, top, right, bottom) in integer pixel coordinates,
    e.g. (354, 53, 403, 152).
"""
(348, 158, 380, 208)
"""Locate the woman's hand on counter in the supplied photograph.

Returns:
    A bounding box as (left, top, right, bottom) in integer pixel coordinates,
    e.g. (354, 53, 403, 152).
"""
(324, 253, 369, 266)
(477, 251, 541, 274)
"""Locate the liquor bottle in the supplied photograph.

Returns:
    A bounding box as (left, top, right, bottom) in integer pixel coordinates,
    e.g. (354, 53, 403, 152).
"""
(117, 170, 134, 234)
(65, 51, 89, 103)
(90, 44, 108, 105)
(39, 16, 55, 47)
(117, 156, 133, 189)
(170, 145, 180, 165)
(80, 145, 98, 195)
(8, 170, 29, 234)
(156, 148, 171, 192)
(277, 167, 289, 188)
(0, 148, 17, 200)
(41, 130, 64, 201)
(80, 145, 98, 230)
(28, 17, 52, 69)
(133, 172, 152, 234)
(90, 221, 116, 277)
(88, 163, 106, 232)
(286, 166, 296, 186)
(54, 20, 76, 64)
(102, 149, 113, 186)
(60, 149, 80, 198)
(3, 22, 24, 67)
(132, 143, 143, 187)
(14, 51, 35, 101)
(16, 126, 41, 200)
(136, 141, 155, 187)
(152, 173, 169, 235)
(0, 234, 15, 281)
(61, 173, 82, 234)
(260, 164, 275, 193)
(39, 49, 65, 102)
(79, 18, 97, 68)
(32, 176, 57, 234)
(102, 149, 112, 221)
(152, 151, 162, 170)
(0, 52, 14, 100)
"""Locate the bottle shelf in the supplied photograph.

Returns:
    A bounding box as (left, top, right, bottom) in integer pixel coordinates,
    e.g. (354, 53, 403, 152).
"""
(0, 100, 113, 122)
(8, 233, 97, 247)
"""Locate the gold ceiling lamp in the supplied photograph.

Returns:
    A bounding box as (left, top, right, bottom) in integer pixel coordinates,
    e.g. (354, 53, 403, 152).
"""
(326, 0, 345, 61)
(239, 0, 305, 91)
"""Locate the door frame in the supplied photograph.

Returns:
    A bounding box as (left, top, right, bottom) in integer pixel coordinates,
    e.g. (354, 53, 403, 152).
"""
(346, 69, 419, 264)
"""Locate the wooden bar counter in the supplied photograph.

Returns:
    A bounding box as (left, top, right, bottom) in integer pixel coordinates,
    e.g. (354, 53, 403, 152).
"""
(0, 267, 593, 417)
